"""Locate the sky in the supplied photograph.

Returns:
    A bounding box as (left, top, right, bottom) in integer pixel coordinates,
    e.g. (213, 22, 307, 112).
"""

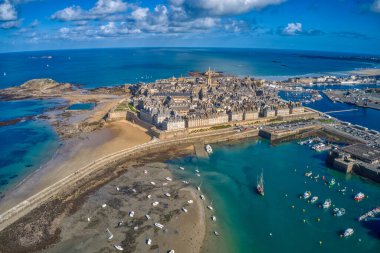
(0, 0, 380, 54)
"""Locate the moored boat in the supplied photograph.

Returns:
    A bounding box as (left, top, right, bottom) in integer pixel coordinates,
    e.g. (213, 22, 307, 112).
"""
(303, 191, 311, 199)
(310, 196, 318, 203)
(333, 207, 346, 217)
(256, 170, 264, 196)
(323, 199, 332, 209)
(342, 228, 354, 238)
(329, 178, 336, 186)
(114, 245, 124, 251)
(305, 171, 312, 177)
(354, 192, 365, 201)
(205, 144, 213, 154)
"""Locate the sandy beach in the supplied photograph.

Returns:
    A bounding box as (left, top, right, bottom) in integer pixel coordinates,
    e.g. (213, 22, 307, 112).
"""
(0, 121, 151, 213)
(41, 163, 206, 253)
(348, 68, 380, 76)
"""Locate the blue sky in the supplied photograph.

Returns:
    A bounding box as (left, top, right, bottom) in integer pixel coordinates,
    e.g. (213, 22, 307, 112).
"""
(0, 0, 379, 54)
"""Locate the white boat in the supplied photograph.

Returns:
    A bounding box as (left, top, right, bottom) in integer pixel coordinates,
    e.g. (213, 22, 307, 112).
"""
(146, 238, 152, 245)
(197, 186, 201, 191)
(168, 250, 175, 253)
(154, 223, 164, 229)
(187, 200, 194, 204)
(182, 207, 188, 213)
(182, 180, 189, 184)
(207, 205, 214, 210)
(165, 193, 171, 197)
(102, 204, 107, 208)
(305, 171, 312, 177)
(116, 187, 120, 191)
(323, 199, 332, 209)
(145, 214, 151, 220)
(196, 173, 201, 177)
(211, 216, 216, 221)
(303, 191, 311, 199)
(129, 211, 135, 217)
(342, 228, 354, 238)
(147, 194, 152, 199)
(150, 181, 156, 185)
(205, 144, 213, 154)
(87, 217, 91, 222)
(144, 170, 148, 174)
(214, 231, 220, 236)
(165, 177, 172, 181)
(179, 166, 185, 170)
(114, 245, 123, 251)
(195, 169, 200, 173)
(200, 195, 205, 200)
(310, 196, 318, 203)
(152, 201, 159, 206)
(333, 208, 346, 217)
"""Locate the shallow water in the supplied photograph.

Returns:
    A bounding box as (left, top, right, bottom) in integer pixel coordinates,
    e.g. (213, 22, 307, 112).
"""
(168, 140, 380, 253)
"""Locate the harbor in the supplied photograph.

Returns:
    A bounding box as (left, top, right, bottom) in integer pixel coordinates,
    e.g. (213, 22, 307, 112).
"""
(169, 140, 380, 253)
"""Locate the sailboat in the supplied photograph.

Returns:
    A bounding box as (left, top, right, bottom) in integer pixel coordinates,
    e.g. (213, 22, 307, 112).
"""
(256, 170, 264, 196)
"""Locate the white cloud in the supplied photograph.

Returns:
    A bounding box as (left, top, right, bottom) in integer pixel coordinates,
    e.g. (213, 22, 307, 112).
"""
(0, 0, 17, 21)
(0, 19, 21, 29)
(131, 7, 149, 20)
(51, 5, 85, 21)
(372, 0, 380, 13)
(282, 22, 302, 35)
(171, 0, 285, 16)
(29, 19, 39, 27)
(52, 0, 129, 21)
(91, 0, 128, 15)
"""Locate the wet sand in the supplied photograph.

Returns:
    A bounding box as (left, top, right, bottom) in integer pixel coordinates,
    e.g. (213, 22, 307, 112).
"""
(0, 121, 151, 213)
(42, 163, 205, 253)
(348, 68, 380, 76)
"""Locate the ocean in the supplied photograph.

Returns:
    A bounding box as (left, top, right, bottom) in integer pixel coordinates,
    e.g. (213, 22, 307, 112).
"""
(0, 48, 379, 251)
(169, 140, 380, 253)
(1, 48, 378, 89)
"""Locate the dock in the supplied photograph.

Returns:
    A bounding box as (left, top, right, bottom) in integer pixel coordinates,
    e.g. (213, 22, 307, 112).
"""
(194, 143, 209, 158)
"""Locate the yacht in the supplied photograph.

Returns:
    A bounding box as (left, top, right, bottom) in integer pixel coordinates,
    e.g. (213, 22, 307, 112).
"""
(305, 171, 313, 177)
(310, 196, 318, 203)
(323, 199, 332, 209)
(342, 228, 354, 238)
(354, 192, 365, 201)
(205, 144, 213, 154)
(303, 191, 311, 199)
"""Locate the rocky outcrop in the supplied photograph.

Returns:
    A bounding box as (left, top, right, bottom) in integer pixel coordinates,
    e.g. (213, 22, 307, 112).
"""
(0, 79, 74, 100)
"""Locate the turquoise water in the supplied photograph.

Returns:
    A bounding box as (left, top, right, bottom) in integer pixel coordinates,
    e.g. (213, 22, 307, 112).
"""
(0, 99, 62, 195)
(67, 102, 95, 110)
(1, 48, 378, 88)
(168, 140, 380, 253)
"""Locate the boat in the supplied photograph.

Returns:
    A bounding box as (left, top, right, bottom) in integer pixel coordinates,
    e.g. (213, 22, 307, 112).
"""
(211, 216, 216, 221)
(256, 170, 264, 196)
(146, 238, 152, 245)
(187, 200, 194, 204)
(195, 169, 200, 173)
(207, 205, 213, 210)
(152, 201, 159, 206)
(329, 178, 336, 186)
(310, 196, 318, 203)
(305, 171, 312, 177)
(214, 231, 220, 236)
(314, 174, 320, 179)
(165, 192, 171, 197)
(323, 199, 332, 209)
(154, 223, 164, 229)
(129, 211, 135, 217)
(179, 166, 185, 170)
(303, 191, 311, 199)
(114, 245, 124, 251)
(182, 207, 188, 213)
(333, 208, 346, 217)
(168, 250, 175, 253)
(205, 144, 213, 154)
(354, 192, 365, 201)
(200, 195, 205, 200)
(165, 177, 172, 181)
(342, 228, 354, 238)
(145, 214, 151, 220)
